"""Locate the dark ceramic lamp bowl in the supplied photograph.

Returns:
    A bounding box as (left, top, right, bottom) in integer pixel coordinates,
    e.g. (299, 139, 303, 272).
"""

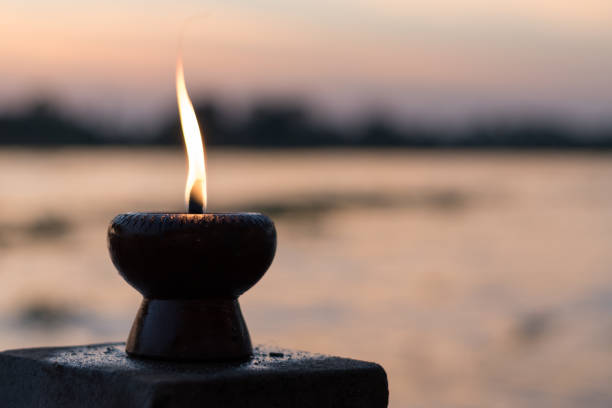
(107, 212, 276, 361)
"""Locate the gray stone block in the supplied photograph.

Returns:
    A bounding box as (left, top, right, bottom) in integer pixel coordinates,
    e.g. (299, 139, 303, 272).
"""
(0, 343, 388, 407)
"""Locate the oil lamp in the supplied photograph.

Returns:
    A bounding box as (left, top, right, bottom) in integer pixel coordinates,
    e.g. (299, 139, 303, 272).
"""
(107, 58, 276, 361)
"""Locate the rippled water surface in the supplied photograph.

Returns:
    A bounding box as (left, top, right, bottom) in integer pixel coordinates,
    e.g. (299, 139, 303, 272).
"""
(1, 149, 612, 407)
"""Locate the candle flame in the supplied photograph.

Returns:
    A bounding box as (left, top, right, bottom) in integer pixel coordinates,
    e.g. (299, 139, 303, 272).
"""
(176, 56, 207, 213)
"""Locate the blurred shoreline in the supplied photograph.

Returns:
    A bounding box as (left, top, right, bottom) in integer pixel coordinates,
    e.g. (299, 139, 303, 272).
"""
(2, 99, 611, 149)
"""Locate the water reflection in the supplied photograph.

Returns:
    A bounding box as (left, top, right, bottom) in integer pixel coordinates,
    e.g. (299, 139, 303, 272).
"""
(1, 149, 611, 407)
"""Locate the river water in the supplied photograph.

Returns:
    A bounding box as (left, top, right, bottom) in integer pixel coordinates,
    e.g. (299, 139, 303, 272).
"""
(1, 148, 612, 407)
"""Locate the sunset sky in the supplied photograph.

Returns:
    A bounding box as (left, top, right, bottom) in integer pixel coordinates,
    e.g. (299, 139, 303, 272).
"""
(2, 0, 612, 128)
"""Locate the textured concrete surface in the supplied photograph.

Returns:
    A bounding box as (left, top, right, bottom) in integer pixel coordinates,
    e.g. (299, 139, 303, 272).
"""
(0, 343, 388, 407)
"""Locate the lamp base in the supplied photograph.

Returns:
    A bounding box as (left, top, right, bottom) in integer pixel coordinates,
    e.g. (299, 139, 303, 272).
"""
(127, 298, 252, 361)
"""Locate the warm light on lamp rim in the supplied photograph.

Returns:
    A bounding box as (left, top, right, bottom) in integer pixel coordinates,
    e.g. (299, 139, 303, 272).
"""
(176, 56, 207, 213)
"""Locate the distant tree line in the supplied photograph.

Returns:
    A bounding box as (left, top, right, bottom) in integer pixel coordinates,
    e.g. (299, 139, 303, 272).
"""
(1, 99, 611, 148)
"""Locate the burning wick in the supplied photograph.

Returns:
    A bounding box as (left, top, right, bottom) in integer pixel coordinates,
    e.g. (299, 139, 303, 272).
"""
(176, 56, 207, 213)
